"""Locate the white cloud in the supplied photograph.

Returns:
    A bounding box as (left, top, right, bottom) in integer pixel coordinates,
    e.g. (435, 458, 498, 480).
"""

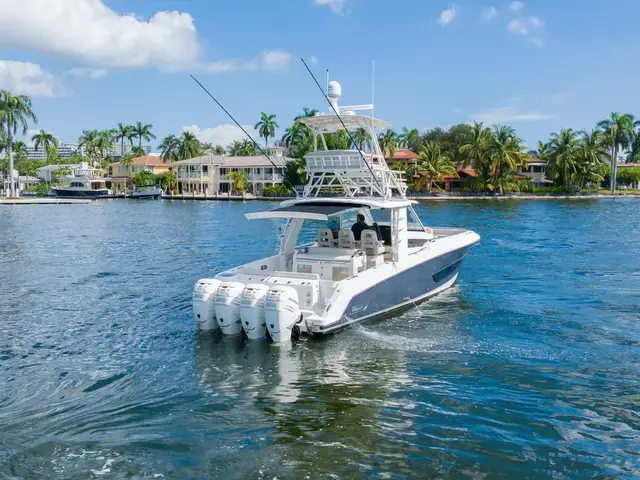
(182, 124, 254, 148)
(315, 0, 346, 14)
(472, 106, 553, 124)
(203, 50, 292, 73)
(508, 19, 528, 36)
(66, 67, 108, 79)
(0, 0, 292, 73)
(439, 5, 458, 25)
(507, 16, 544, 46)
(0, 60, 57, 97)
(530, 16, 544, 28)
(510, 1, 525, 11)
(483, 6, 499, 20)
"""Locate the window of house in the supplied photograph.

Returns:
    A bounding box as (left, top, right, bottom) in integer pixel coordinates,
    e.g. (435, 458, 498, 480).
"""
(203, 165, 208, 174)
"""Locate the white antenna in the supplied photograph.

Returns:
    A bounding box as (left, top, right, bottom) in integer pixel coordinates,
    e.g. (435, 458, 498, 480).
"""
(372, 58, 375, 119)
(326, 69, 329, 97)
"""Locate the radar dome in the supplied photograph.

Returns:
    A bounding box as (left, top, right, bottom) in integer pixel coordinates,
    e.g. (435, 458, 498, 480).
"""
(327, 81, 342, 100)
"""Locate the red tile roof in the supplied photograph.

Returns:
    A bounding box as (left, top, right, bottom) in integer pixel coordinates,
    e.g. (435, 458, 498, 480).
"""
(618, 163, 640, 168)
(386, 148, 420, 161)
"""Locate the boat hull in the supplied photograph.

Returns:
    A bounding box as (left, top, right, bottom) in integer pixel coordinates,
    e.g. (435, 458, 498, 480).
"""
(52, 188, 109, 198)
(311, 248, 468, 335)
(129, 192, 161, 199)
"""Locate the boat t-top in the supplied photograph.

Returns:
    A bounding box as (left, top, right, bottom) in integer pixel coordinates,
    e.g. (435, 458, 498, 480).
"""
(193, 81, 480, 342)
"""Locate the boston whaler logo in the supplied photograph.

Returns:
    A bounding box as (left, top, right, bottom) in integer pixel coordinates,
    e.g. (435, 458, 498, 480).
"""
(350, 303, 368, 315)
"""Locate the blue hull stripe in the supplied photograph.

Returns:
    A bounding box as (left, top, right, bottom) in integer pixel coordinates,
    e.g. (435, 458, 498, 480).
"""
(316, 249, 468, 334)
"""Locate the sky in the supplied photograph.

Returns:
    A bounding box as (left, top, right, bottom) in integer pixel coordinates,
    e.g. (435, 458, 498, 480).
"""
(1, 0, 640, 150)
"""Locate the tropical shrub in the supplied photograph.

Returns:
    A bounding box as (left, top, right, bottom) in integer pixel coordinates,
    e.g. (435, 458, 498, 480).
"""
(263, 184, 293, 196)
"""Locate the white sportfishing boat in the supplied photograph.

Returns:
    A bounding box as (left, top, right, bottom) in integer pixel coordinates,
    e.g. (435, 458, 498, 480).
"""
(193, 81, 480, 342)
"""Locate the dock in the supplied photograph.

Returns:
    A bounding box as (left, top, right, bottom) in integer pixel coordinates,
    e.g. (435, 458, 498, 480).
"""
(0, 198, 93, 205)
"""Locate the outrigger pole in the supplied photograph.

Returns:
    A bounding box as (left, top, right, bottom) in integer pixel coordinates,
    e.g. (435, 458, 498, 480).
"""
(189, 74, 298, 196)
(299, 58, 384, 193)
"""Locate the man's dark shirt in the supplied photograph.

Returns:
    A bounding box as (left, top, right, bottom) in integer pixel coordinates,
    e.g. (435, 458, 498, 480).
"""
(351, 220, 369, 241)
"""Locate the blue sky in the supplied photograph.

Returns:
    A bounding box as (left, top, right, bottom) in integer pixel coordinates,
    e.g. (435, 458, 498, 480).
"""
(1, 0, 639, 150)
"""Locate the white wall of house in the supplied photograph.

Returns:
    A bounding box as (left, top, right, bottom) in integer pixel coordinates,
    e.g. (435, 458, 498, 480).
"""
(176, 164, 283, 194)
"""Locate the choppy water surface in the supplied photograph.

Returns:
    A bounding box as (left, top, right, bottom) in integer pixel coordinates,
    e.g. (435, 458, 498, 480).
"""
(0, 199, 639, 479)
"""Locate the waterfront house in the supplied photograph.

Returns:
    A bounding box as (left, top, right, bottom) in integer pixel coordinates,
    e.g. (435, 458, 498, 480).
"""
(173, 155, 289, 195)
(107, 156, 172, 192)
(518, 158, 552, 187)
(385, 148, 421, 167)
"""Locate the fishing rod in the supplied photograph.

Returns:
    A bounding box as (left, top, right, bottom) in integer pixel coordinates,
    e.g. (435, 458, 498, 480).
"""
(299, 57, 382, 192)
(189, 74, 298, 195)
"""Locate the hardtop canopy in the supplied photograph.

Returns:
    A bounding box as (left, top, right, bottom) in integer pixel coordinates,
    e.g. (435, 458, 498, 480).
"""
(244, 198, 416, 221)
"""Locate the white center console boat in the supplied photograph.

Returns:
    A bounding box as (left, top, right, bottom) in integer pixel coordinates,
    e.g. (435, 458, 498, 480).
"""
(193, 81, 480, 342)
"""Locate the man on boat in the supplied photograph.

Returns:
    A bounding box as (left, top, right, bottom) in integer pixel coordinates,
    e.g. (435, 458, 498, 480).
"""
(351, 214, 370, 241)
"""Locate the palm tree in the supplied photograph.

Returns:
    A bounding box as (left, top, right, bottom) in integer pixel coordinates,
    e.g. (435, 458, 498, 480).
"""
(114, 122, 134, 159)
(178, 131, 202, 159)
(212, 144, 226, 155)
(378, 130, 399, 160)
(415, 142, 458, 192)
(294, 107, 318, 120)
(227, 140, 243, 157)
(353, 128, 369, 150)
(132, 121, 155, 149)
(228, 170, 249, 194)
(129, 146, 146, 158)
(547, 128, 581, 190)
(120, 153, 134, 173)
(398, 127, 420, 149)
(574, 130, 607, 189)
(158, 134, 180, 163)
(12, 140, 28, 159)
(0, 90, 38, 196)
(31, 130, 58, 164)
(254, 112, 279, 151)
(239, 139, 258, 156)
(281, 122, 307, 149)
(489, 125, 527, 185)
(460, 122, 493, 188)
(597, 113, 635, 192)
(78, 129, 100, 165)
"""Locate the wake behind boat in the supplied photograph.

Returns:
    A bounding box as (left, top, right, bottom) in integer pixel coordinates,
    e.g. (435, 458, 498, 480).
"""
(192, 81, 480, 342)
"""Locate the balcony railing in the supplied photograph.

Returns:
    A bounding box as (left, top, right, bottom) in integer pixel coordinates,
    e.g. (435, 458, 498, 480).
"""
(220, 173, 283, 181)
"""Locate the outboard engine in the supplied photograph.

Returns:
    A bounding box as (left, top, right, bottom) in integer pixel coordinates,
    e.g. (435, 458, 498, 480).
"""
(240, 284, 270, 340)
(264, 286, 301, 343)
(215, 282, 244, 335)
(192, 278, 222, 331)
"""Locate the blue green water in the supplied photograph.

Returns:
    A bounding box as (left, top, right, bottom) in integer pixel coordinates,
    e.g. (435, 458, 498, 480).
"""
(0, 199, 638, 479)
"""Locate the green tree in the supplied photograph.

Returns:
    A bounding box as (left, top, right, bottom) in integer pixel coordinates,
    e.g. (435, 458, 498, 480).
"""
(227, 140, 243, 156)
(228, 169, 248, 194)
(159, 134, 180, 162)
(31, 129, 58, 164)
(120, 153, 134, 173)
(378, 130, 399, 159)
(132, 170, 156, 186)
(460, 122, 493, 189)
(129, 146, 146, 158)
(114, 122, 134, 159)
(178, 131, 202, 159)
(254, 112, 279, 150)
(283, 158, 307, 188)
(294, 107, 318, 120)
(353, 128, 369, 150)
(156, 171, 177, 193)
(415, 141, 458, 192)
(132, 121, 155, 148)
(547, 128, 581, 190)
(489, 125, 527, 190)
(597, 113, 635, 192)
(0, 90, 38, 196)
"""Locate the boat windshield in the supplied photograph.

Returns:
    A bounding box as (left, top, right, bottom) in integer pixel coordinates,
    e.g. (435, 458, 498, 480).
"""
(296, 216, 341, 246)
